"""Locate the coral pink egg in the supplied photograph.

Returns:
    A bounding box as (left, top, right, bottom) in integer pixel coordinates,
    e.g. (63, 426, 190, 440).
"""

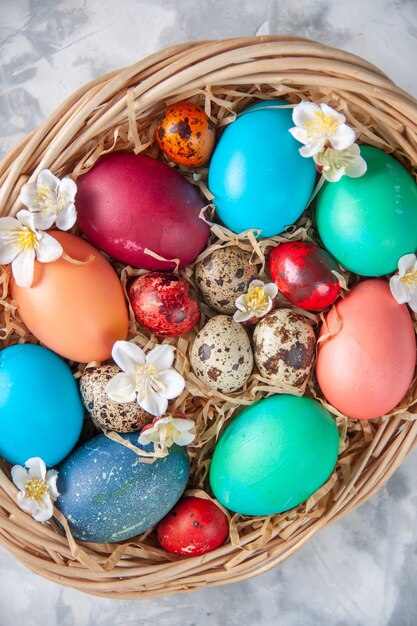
(316, 279, 416, 420)
(128, 272, 200, 337)
(157, 496, 229, 556)
(11, 231, 128, 363)
(269, 242, 341, 311)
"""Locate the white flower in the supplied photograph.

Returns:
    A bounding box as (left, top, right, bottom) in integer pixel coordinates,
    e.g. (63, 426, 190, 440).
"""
(106, 341, 185, 417)
(313, 144, 367, 182)
(19, 169, 77, 231)
(289, 101, 356, 157)
(11, 457, 59, 523)
(390, 254, 417, 311)
(233, 279, 278, 323)
(138, 413, 195, 454)
(0, 210, 63, 287)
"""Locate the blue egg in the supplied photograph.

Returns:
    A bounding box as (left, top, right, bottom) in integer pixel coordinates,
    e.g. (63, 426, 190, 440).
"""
(208, 100, 316, 237)
(0, 344, 83, 466)
(56, 432, 190, 543)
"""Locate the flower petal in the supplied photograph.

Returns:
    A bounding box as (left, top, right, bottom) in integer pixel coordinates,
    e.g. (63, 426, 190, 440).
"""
(0, 216, 23, 236)
(330, 124, 356, 150)
(33, 494, 54, 522)
(37, 169, 60, 191)
(0, 242, 20, 265)
(46, 470, 60, 499)
(233, 310, 252, 323)
(16, 492, 38, 515)
(112, 340, 145, 375)
(59, 177, 77, 201)
(16, 209, 37, 230)
(248, 279, 265, 289)
(36, 232, 63, 263)
(263, 283, 278, 299)
(11, 465, 28, 490)
(25, 457, 47, 480)
(157, 369, 185, 400)
(389, 275, 410, 304)
(320, 103, 345, 124)
(407, 293, 417, 312)
(106, 372, 136, 403)
(346, 155, 367, 178)
(56, 203, 77, 231)
(12, 248, 35, 288)
(171, 417, 195, 432)
(19, 182, 39, 209)
(146, 344, 175, 372)
(322, 166, 346, 183)
(173, 430, 195, 446)
(292, 102, 321, 127)
(235, 294, 248, 312)
(288, 127, 309, 144)
(398, 254, 417, 277)
(32, 212, 56, 230)
(300, 138, 326, 157)
(138, 429, 154, 445)
(138, 391, 168, 417)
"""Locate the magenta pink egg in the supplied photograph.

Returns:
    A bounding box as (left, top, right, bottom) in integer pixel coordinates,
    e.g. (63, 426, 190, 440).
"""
(75, 153, 210, 270)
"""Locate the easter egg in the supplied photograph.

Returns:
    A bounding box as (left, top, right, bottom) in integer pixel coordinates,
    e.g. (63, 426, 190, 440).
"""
(190, 315, 253, 393)
(209, 395, 339, 515)
(316, 279, 416, 420)
(194, 246, 259, 314)
(76, 153, 210, 270)
(269, 242, 341, 311)
(253, 309, 315, 388)
(128, 272, 200, 337)
(208, 100, 316, 237)
(79, 365, 152, 432)
(11, 231, 128, 363)
(157, 496, 229, 556)
(56, 432, 190, 543)
(156, 101, 216, 166)
(316, 146, 417, 276)
(0, 344, 83, 466)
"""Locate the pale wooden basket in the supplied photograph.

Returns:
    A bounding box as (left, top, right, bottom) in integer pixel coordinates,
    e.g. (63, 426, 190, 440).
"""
(1, 36, 417, 600)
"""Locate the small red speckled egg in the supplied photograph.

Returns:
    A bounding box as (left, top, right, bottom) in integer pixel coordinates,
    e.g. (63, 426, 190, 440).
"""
(156, 101, 216, 166)
(128, 272, 200, 337)
(157, 496, 229, 556)
(269, 242, 341, 311)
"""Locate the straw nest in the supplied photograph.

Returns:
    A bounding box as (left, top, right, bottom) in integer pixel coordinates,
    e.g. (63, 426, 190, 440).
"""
(1, 36, 417, 599)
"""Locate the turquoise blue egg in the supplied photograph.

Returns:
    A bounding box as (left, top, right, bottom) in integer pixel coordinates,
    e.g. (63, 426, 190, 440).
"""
(209, 394, 339, 515)
(208, 100, 316, 237)
(56, 432, 190, 543)
(0, 344, 83, 466)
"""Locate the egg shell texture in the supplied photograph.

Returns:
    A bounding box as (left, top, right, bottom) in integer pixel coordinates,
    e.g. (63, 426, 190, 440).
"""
(128, 272, 200, 337)
(209, 394, 339, 515)
(316, 146, 417, 276)
(0, 344, 83, 466)
(191, 315, 253, 393)
(253, 309, 316, 387)
(56, 432, 190, 543)
(76, 153, 210, 270)
(156, 101, 216, 167)
(80, 365, 152, 433)
(208, 100, 316, 237)
(316, 279, 416, 420)
(157, 496, 229, 556)
(269, 242, 341, 311)
(11, 231, 128, 363)
(194, 246, 259, 314)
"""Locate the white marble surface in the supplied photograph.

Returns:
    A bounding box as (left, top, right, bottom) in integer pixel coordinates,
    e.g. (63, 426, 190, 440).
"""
(1, 1, 417, 624)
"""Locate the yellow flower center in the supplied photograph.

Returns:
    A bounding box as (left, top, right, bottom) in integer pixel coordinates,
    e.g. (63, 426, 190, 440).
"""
(135, 364, 163, 397)
(37, 183, 66, 213)
(24, 478, 47, 504)
(400, 269, 417, 287)
(18, 227, 37, 251)
(244, 285, 269, 315)
(305, 112, 339, 138)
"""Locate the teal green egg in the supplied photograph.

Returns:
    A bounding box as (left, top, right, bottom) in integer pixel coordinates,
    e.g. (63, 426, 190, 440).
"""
(209, 395, 339, 515)
(316, 146, 417, 276)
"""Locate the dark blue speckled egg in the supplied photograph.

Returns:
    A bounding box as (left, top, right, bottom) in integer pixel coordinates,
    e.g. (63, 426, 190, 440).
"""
(56, 432, 190, 543)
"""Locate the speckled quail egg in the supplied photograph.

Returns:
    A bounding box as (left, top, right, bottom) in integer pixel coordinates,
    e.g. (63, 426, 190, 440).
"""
(194, 246, 259, 314)
(79, 365, 152, 432)
(190, 315, 253, 393)
(253, 309, 315, 387)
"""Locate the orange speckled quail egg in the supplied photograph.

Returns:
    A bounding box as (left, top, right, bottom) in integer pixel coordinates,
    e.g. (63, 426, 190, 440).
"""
(191, 315, 253, 393)
(253, 309, 316, 387)
(194, 246, 260, 315)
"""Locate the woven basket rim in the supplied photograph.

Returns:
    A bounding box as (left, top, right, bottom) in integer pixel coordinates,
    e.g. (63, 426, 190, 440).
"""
(1, 35, 417, 600)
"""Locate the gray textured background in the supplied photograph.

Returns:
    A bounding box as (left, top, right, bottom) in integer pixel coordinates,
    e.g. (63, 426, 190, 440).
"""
(1, 1, 417, 624)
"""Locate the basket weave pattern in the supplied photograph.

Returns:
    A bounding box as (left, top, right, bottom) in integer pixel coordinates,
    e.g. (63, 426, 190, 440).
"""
(1, 36, 417, 599)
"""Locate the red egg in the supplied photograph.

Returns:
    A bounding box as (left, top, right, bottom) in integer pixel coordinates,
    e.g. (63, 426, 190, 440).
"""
(75, 153, 210, 270)
(269, 242, 341, 311)
(157, 496, 229, 556)
(128, 272, 200, 337)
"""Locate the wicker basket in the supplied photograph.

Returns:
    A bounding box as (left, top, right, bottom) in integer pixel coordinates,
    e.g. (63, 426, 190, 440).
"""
(1, 35, 417, 600)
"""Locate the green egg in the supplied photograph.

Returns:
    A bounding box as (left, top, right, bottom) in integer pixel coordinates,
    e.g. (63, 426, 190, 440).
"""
(209, 395, 339, 515)
(316, 146, 417, 276)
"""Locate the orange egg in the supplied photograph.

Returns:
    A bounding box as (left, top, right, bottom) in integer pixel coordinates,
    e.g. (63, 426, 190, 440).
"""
(11, 231, 128, 363)
(156, 101, 216, 166)
(316, 280, 416, 420)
